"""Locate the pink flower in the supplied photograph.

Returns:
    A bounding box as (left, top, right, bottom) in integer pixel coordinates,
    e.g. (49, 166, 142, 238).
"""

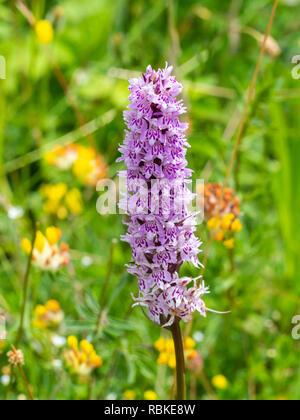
(118, 64, 209, 327)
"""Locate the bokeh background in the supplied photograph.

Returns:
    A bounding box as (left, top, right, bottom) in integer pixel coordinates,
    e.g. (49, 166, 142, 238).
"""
(0, 0, 300, 400)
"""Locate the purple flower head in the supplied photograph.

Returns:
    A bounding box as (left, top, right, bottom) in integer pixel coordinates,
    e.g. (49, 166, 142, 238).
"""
(118, 64, 208, 327)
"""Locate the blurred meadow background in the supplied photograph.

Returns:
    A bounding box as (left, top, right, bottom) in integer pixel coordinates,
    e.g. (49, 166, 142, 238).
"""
(1, 0, 300, 400)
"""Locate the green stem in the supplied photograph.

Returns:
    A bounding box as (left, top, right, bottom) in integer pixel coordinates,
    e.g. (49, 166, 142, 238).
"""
(167, 0, 180, 68)
(229, 247, 235, 273)
(4, 224, 36, 400)
(16, 224, 37, 347)
(0, 79, 11, 199)
(170, 319, 186, 400)
(0, 80, 5, 181)
(18, 365, 34, 401)
(100, 239, 116, 309)
(95, 239, 116, 335)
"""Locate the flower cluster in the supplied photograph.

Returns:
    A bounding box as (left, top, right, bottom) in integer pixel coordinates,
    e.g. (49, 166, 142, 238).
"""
(21, 227, 69, 271)
(40, 183, 83, 219)
(118, 64, 208, 327)
(63, 336, 102, 376)
(44, 144, 107, 186)
(33, 300, 64, 330)
(154, 336, 197, 369)
(44, 144, 79, 170)
(7, 348, 24, 367)
(73, 145, 107, 186)
(199, 183, 242, 249)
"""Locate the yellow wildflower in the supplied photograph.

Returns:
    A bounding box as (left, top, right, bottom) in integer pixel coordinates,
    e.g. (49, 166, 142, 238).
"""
(157, 352, 169, 365)
(144, 390, 158, 401)
(44, 151, 57, 165)
(155, 336, 197, 370)
(34, 305, 48, 318)
(35, 20, 54, 44)
(224, 238, 235, 249)
(221, 213, 235, 230)
(45, 300, 60, 312)
(231, 218, 242, 233)
(215, 232, 225, 242)
(33, 300, 63, 331)
(44, 144, 107, 187)
(67, 336, 78, 351)
(22, 227, 69, 271)
(44, 145, 79, 170)
(207, 217, 220, 230)
(46, 227, 62, 246)
(185, 337, 196, 349)
(65, 189, 83, 215)
(212, 375, 228, 390)
(123, 390, 136, 400)
(21, 238, 32, 254)
(35, 231, 46, 253)
(168, 355, 176, 369)
(154, 337, 165, 352)
(40, 183, 83, 219)
(73, 146, 107, 187)
(43, 183, 67, 201)
(80, 340, 94, 356)
(89, 352, 103, 367)
(63, 336, 102, 376)
(57, 206, 68, 220)
(165, 338, 175, 353)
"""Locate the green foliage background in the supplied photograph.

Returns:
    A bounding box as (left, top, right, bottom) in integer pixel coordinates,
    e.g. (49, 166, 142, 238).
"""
(0, 0, 300, 400)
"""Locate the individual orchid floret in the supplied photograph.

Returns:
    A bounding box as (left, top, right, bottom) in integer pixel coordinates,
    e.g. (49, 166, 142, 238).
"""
(21, 227, 69, 271)
(118, 64, 209, 327)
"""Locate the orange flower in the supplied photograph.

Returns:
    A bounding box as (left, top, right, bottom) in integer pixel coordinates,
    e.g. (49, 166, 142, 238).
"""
(199, 183, 243, 249)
